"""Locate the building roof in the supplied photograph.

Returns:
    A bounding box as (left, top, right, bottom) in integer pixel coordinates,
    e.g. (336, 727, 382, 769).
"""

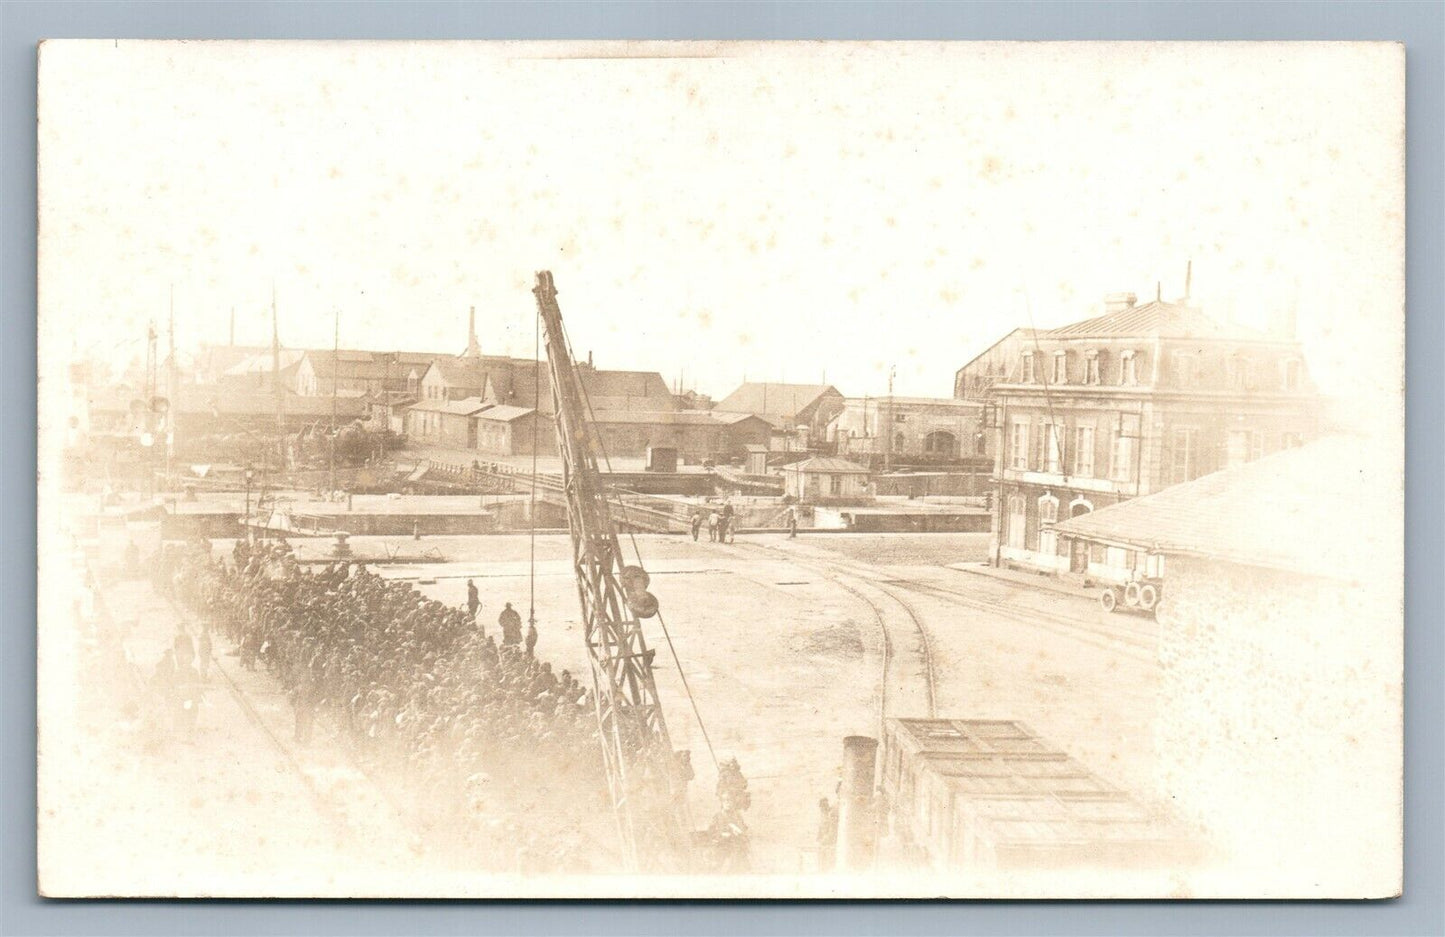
(790, 456, 870, 474)
(474, 405, 537, 423)
(302, 349, 444, 381)
(1044, 300, 1267, 341)
(579, 368, 673, 400)
(425, 356, 491, 388)
(1052, 434, 1399, 583)
(716, 382, 842, 420)
(956, 328, 1036, 374)
(587, 409, 765, 427)
(221, 349, 306, 376)
(407, 396, 492, 416)
(839, 395, 980, 409)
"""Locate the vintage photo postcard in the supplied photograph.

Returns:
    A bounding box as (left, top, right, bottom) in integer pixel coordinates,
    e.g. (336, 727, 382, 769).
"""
(36, 40, 1404, 899)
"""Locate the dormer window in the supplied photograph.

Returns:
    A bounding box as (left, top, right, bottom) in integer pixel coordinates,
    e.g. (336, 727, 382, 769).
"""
(1281, 358, 1302, 392)
(1227, 354, 1252, 390)
(1051, 351, 1068, 385)
(1172, 350, 1201, 387)
(1021, 352, 1036, 383)
(1120, 350, 1138, 385)
(1085, 350, 1101, 385)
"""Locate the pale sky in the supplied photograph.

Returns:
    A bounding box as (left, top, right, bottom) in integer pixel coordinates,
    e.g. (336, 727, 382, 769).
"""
(38, 41, 1403, 404)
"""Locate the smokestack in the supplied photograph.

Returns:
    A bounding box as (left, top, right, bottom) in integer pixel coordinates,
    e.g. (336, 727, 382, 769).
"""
(587, 350, 593, 368)
(835, 735, 880, 872)
(1184, 259, 1193, 302)
(465, 305, 481, 358)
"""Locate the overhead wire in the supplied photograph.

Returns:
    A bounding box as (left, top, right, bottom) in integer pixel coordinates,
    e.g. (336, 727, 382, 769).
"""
(551, 312, 721, 774)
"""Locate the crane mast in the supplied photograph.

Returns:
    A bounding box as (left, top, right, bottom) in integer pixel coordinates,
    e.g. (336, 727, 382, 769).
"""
(532, 270, 692, 872)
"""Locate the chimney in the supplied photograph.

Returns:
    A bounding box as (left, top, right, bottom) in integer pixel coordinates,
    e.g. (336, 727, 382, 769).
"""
(587, 350, 594, 368)
(464, 306, 482, 358)
(1103, 292, 1138, 314)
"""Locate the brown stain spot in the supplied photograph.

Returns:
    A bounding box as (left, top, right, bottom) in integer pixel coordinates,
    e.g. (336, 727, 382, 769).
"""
(885, 216, 897, 228)
(980, 155, 1004, 180)
(939, 289, 958, 303)
(820, 232, 834, 247)
(928, 177, 942, 190)
(327, 166, 342, 180)
(970, 257, 985, 271)
(784, 143, 797, 159)
(696, 310, 712, 329)
(736, 332, 752, 346)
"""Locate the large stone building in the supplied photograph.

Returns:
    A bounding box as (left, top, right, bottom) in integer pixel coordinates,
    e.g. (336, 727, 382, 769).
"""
(1052, 436, 1401, 894)
(988, 292, 1319, 576)
(826, 396, 990, 466)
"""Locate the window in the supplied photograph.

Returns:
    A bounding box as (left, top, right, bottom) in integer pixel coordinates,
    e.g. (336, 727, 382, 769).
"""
(1021, 352, 1036, 383)
(1038, 493, 1058, 524)
(1172, 351, 1200, 387)
(1073, 424, 1095, 477)
(974, 432, 987, 455)
(1227, 355, 1252, 390)
(1042, 423, 1062, 473)
(1170, 427, 1200, 484)
(1086, 351, 1101, 385)
(829, 474, 843, 495)
(1282, 432, 1303, 449)
(1120, 351, 1138, 385)
(1282, 358, 1302, 391)
(1038, 493, 1060, 556)
(1051, 351, 1068, 385)
(1009, 418, 1029, 470)
(1111, 413, 1140, 482)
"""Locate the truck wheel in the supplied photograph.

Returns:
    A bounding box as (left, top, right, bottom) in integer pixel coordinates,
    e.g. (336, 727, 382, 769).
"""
(1139, 583, 1159, 611)
(1124, 581, 1142, 606)
(1100, 589, 1117, 613)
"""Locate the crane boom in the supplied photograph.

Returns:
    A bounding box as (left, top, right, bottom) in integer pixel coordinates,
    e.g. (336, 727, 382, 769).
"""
(532, 270, 692, 871)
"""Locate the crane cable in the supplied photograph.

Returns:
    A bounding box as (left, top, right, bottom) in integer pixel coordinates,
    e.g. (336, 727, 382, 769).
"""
(555, 313, 721, 775)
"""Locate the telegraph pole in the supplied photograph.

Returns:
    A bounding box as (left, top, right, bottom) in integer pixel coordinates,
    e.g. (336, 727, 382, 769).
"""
(166, 286, 177, 491)
(884, 365, 896, 473)
(329, 307, 339, 492)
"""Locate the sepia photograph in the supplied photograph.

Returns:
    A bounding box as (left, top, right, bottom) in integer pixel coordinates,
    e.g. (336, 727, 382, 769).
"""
(35, 39, 1404, 900)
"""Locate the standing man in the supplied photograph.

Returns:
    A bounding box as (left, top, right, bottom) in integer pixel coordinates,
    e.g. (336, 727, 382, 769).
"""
(498, 602, 523, 647)
(706, 510, 718, 543)
(466, 579, 481, 620)
(524, 620, 538, 656)
(720, 502, 735, 544)
(690, 512, 703, 542)
(787, 506, 798, 539)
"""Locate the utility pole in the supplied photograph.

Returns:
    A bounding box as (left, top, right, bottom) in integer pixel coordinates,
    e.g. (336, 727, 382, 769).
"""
(166, 286, 176, 492)
(329, 307, 339, 492)
(884, 365, 896, 473)
(144, 321, 158, 500)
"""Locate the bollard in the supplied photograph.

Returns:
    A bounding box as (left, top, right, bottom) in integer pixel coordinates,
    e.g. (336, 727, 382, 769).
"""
(835, 735, 880, 872)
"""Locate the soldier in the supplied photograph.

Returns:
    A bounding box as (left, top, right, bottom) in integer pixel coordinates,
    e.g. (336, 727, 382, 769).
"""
(466, 579, 480, 620)
(498, 602, 523, 646)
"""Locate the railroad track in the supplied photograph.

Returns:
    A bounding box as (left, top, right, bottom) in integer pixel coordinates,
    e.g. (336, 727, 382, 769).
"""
(733, 542, 937, 730)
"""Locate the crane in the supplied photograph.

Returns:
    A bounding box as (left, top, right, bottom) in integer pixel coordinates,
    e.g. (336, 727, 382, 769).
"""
(532, 270, 694, 872)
